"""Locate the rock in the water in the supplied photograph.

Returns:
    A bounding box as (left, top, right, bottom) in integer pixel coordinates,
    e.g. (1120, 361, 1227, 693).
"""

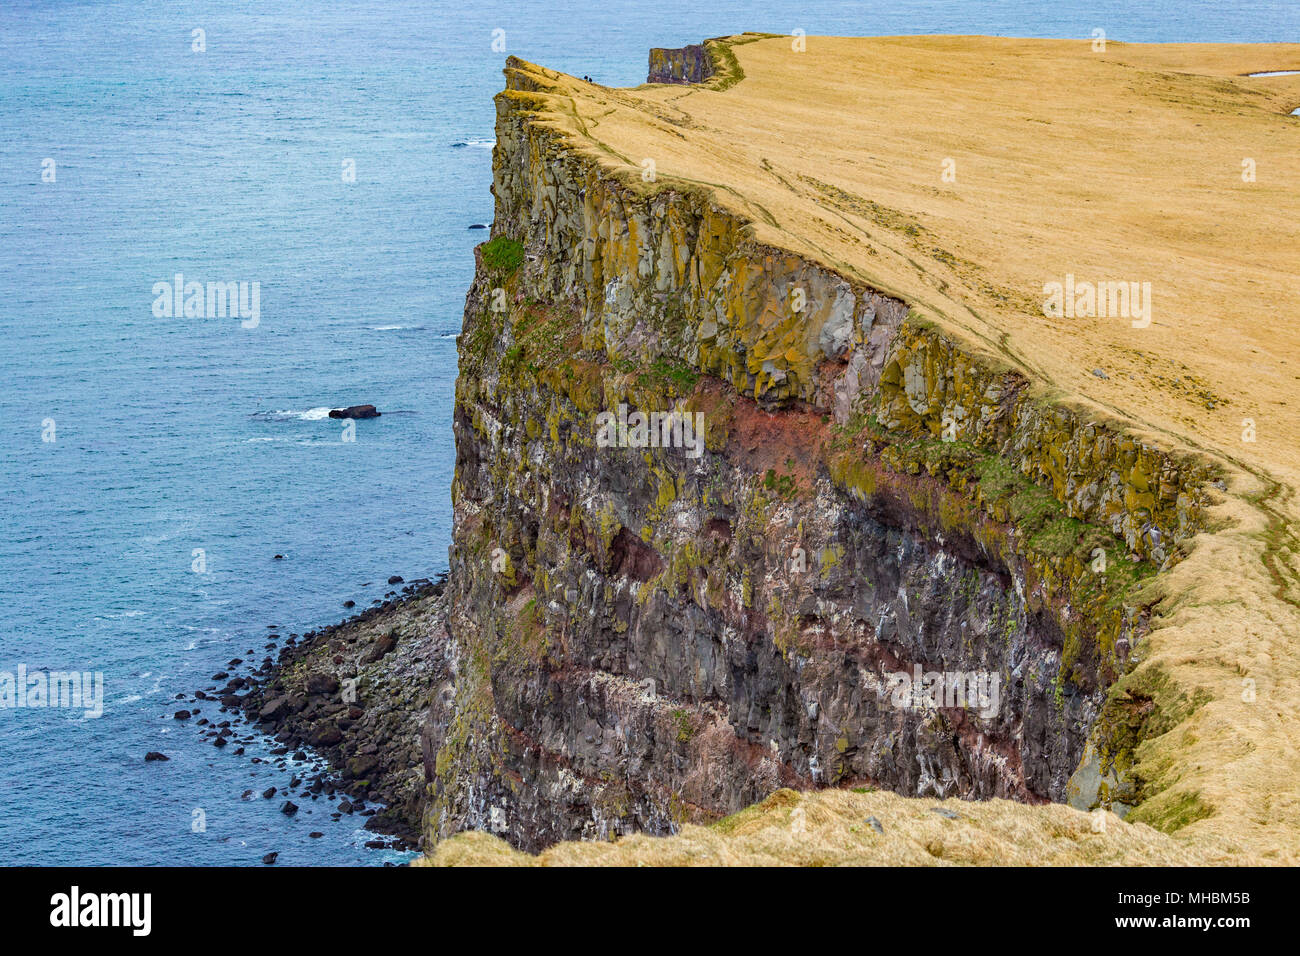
(328, 404, 380, 419)
(262, 852, 278, 865)
(281, 801, 299, 816)
(144, 752, 169, 762)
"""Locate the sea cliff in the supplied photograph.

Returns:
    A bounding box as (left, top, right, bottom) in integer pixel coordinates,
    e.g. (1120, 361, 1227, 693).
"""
(410, 34, 1300, 864)
(266, 34, 1300, 866)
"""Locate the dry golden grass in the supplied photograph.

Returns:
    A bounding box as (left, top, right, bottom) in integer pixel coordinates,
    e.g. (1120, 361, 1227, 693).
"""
(452, 36, 1300, 865)
(523, 35, 1300, 486)
(419, 788, 1244, 866)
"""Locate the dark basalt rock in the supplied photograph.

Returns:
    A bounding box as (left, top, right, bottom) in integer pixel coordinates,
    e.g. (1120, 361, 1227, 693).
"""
(345, 754, 378, 780)
(362, 630, 397, 664)
(328, 404, 380, 419)
(309, 725, 343, 747)
(259, 697, 289, 722)
(304, 673, 339, 696)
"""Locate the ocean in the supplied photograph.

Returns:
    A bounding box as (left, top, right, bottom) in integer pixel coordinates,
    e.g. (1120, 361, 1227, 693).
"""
(0, 0, 1295, 865)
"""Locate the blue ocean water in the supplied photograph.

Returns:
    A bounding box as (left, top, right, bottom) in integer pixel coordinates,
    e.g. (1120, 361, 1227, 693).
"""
(0, 0, 1295, 866)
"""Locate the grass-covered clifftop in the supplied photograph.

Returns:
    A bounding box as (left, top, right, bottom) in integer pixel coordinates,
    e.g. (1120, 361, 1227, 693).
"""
(419, 787, 1238, 866)
(427, 34, 1300, 865)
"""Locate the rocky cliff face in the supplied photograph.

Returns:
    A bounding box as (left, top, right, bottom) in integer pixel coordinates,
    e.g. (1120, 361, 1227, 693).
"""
(419, 52, 1217, 853)
(647, 44, 715, 84)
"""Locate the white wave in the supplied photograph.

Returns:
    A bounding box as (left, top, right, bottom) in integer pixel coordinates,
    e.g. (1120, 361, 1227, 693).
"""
(299, 406, 334, 421)
(370, 325, 404, 331)
(268, 406, 335, 421)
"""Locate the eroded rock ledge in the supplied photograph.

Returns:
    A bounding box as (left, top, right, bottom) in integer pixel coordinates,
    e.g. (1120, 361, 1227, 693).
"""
(415, 45, 1221, 855)
(647, 44, 715, 84)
